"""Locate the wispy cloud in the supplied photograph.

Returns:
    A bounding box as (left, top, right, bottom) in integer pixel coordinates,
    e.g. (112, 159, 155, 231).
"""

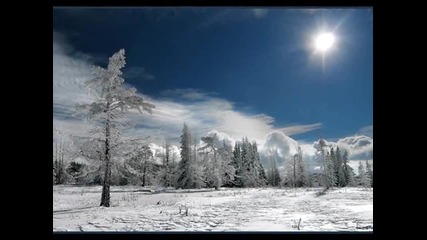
(357, 125, 373, 138)
(160, 88, 215, 101)
(198, 9, 231, 29)
(252, 9, 268, 18)
(123, 66, 154, 80)
(279, 123, 323, 136)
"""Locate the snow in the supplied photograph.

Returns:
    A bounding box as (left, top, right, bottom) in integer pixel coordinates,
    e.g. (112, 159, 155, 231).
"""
(53, 186, 372, 232)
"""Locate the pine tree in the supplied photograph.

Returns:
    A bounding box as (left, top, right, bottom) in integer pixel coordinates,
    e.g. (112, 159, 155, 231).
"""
(218, 140, 236, 188)
(177, 123, 194, 189)
(75, 49, 154, 207)
(159, 141, 172, 187)
(358, 161, 370, 187)
(316, 139, 327, 188)
(335, 147, 346, 187)
(296, 146, 309, 187)
(342, 150, 355, 186)
(324, 150, 336, 189)
(54, 138, 68, 184)
(252, 142, 267, 187)
(124, 144, 154, 187)
(231, 142, 243, 187)
(200, 133, 222, 189)
(365, 160, 373, 187)
(268, 155, 281, 186)
(192, 132, 206, 189)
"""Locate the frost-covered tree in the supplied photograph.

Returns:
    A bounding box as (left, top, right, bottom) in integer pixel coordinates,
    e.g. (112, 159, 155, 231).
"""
(191, 133, 205, 189)
(315, 139, 327, 188)
(365, 160, 373, 187)
(66, 161, 86, 184)
(296, 146, 309, 187)
(170, 151, 179, 188)
(342, 150, 355, 186)
(324, 150, 336, 189)
(218, 140, 236, 188)
(125, 145, 154, 187)
(159, 141, 172, 187)
(335, 147, 346, 187)
(75, 49, 155, 207)
(231, 142, 243, 187)
(252, 142, 267, 187)
(357, 161, 370, 187)
(268, 153, 281, 187)
(200, 133, 221, 189)
(177, 123, 194, 189)
(54, 138, 70, 184)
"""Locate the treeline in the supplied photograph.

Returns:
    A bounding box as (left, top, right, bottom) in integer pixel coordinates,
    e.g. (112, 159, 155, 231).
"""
(53, 125, 373, 190)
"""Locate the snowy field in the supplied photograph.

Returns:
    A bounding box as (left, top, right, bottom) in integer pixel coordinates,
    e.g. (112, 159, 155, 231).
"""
(53, 186, 372, 232)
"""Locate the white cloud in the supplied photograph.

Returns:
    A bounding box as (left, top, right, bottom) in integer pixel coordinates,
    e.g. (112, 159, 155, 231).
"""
(337, 135, 373, 160)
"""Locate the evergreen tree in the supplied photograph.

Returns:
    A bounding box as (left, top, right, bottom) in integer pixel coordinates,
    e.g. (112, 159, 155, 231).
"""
(330, 147, 338, 186)
(200, 133, 221, 189)
(252, 142, 267, 186)
(268, 154, 281, 186)
(316, 139, 327, 188)
(342, 150, 355, 186)
(365, 160, 373, 187)
(66, 161, 86, 184)
(191, 133, 205, 189)
(296, 146, 309, 187)
(159, 141, 172, 187)
(335, 147, 346, 187)
(177, 123, 193, 189)
(324, 150, 336, 189)
(358, 161, 370, 187)
(231, 142, 243, 187)
(219, 140, 236, 188)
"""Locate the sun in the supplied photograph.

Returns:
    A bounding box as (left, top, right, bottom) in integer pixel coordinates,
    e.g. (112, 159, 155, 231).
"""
(315, 33, 335, 52)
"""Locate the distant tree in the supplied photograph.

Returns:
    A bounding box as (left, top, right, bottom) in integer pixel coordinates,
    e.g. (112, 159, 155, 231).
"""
(342, 150, 355, 186)
(252, 142, 267, 187)
(231, 142, 243, 187)
(315, 139, 327, 188)
(191, 133, 205, 189)
(159, 141, 172, 187)
(75, 49, 155, 207)
(296, 146, 309, 187)
(200, 133, 222, 189)
(365, 160, 373, 187)
(124, 144, 154, 186)
(218, 140, 236, 188)
(268, 153, 281, 187)
(357, 161, 370, 187)
(335, 147, 346, 187)
(66, 161, 86, 184)
(177, 123, 194, 189)
(324, 150, 336, 189)
(330, 148, 337, 186)
(54, 139, 69, 184)
(170, 151, 180, 188)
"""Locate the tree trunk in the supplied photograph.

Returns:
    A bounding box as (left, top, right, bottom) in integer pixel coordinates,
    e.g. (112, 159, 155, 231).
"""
(142, 158, 147, 187)
(293, 155, 297, 189)
(100, 116, 111, 207)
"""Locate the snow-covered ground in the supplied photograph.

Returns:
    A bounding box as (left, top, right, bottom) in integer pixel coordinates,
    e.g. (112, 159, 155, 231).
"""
(53, 186, 372, 232)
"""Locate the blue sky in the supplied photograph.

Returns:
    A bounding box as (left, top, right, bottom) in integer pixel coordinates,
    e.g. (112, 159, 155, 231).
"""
(53, 7, 373, 148)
